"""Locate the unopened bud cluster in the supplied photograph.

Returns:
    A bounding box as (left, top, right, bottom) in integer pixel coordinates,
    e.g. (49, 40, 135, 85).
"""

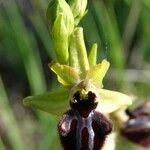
(47, 0, 87, 64)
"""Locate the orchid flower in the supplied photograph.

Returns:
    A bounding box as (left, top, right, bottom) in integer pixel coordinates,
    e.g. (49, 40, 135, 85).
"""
(23, 0, 132, 149)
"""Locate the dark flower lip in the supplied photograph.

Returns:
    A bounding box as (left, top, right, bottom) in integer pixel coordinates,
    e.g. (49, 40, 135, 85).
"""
(58, 110, 112, 150)
(126, 102, 150, 118)
(121, 102, 150, 148)
(121, 126, 150, 148)
(70, 91, 98, 118)
(58, 90, 112, 150)
(123, 117, 150, 131)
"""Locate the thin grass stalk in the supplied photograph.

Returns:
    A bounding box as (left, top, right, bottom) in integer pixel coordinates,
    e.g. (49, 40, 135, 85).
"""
(0, 77, 24, 150)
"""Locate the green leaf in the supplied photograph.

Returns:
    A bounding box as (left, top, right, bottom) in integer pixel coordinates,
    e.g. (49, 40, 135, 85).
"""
(49, 62, 80, 87)
(88, 43, 97, 67)
(23, 90, 70, 115)
(97, 89, 132, 114)
(85, 59, 110, 88)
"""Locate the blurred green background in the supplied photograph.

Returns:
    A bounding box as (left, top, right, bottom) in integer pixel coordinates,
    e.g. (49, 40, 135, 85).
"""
(0, 0, 150, 149)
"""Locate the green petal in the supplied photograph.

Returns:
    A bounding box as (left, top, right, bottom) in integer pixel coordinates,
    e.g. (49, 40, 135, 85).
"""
(97, 89, 132, 114)
(49, 62, 80, 87)
(69, 27, 89, 73)
(88, 43, 97, 67)
(23, 90, 69, 115)
(85, 59, 110, 87)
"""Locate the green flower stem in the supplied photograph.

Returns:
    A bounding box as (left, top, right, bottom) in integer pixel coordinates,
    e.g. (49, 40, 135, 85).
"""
(88, 43, 97, 67)
(69, 27, 89, 73)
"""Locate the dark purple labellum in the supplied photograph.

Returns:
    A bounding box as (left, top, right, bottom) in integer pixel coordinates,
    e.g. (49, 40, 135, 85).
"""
(126, 102, 150, 119)
(58, 91, 112, 150)
(121, 102, 150, 148)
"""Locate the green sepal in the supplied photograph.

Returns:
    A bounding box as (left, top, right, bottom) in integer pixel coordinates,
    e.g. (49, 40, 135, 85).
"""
(23, 90, 69, 116)
(85, 59, 110, 88)
(97, 89, 132, 114)
(52, 14, 69, 64)
(88, 43, 97, 67)
(49, 62, 80, 88)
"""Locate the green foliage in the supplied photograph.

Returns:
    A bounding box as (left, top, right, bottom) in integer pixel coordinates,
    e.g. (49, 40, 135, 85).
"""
(0, 77, 24, 150)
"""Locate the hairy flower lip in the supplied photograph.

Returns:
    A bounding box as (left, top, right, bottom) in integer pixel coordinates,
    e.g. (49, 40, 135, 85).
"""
(122, 118, 150, 131)
(121, 102, 150, 148)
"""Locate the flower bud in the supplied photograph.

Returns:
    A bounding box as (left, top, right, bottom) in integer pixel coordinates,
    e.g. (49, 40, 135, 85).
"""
(52, 14, 69, 64)
(67, 0, 87, 25)
(47, 0, 74, 35)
